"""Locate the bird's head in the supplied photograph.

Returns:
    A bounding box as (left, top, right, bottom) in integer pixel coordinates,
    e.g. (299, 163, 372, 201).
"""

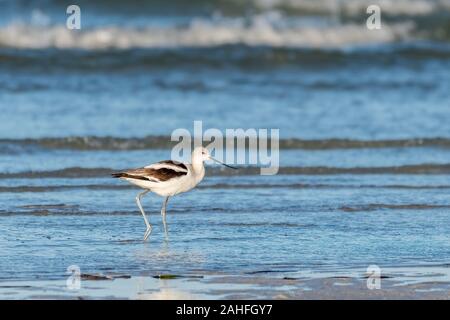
(192, 147, 237, 169)
(193, 146, 210, 162)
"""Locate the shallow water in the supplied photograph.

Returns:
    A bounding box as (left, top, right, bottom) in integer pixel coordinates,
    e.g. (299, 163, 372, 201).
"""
(0, 0, 450, 293)
(2, 171, 450, 282)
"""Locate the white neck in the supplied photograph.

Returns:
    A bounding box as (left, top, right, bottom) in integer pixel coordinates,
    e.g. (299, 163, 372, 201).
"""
(191, 154, 205, 175)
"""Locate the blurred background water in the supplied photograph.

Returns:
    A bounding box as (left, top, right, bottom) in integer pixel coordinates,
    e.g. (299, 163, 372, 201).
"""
(0, 0, 450, 284)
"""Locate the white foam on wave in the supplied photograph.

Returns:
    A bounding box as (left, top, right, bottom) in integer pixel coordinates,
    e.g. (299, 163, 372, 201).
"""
(0, 13, 415, 50)
(254, 0, 450, 16)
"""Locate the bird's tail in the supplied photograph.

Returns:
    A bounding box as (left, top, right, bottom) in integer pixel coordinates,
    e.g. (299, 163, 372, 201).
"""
(111, 172, 125, 178)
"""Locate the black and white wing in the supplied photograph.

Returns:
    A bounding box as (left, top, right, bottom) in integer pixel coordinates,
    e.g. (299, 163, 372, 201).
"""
(112, 160, 188, 183)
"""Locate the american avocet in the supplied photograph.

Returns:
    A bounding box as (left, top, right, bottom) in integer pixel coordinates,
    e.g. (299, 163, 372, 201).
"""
(112, 147, 236, 241)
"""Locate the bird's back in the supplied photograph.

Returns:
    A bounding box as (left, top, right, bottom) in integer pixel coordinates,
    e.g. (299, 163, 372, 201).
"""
(112, 160, 204, 197)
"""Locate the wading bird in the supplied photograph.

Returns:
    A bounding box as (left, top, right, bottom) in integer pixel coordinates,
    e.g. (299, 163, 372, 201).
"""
(112, 147, 236, 241)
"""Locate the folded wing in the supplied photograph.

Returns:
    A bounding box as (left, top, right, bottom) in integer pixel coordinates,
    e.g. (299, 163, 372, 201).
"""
(112, 160, 188, 183)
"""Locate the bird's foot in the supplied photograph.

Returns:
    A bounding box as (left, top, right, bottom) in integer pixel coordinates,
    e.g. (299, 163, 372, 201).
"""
(143, 225, 152, 241)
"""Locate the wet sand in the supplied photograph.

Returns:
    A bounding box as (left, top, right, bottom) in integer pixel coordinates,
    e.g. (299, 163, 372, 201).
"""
(1, 273, 450, 300)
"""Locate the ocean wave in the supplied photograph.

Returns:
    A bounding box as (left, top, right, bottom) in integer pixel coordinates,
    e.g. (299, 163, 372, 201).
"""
(1, 183, 450, 193)
(1, 0, 449, 50)
(252, 0, 450, 17)
(1, 44, 449, 73)
(11, 0, 450, 18)
(340, 203, 450, 212)
(3, 201, 449, 216)
(1, 164, 450, 179)
(2, 0, 450, 50)
(0, 18, 415, 50)
(1, 136, 450, 152)
(0, 205, 289, 216)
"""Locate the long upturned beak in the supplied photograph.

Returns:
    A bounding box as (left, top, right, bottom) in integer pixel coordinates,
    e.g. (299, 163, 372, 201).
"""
(209, 157, 238, 169)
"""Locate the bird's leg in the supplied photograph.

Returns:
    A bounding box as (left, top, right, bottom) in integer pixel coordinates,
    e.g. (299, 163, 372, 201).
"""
(161, 196, 170, 239)
(135, 190, 152, 241)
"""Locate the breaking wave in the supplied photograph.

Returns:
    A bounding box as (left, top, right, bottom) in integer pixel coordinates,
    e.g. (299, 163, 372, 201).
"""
(0, 19, 416, 50)
(1, 0, 449, 50)
(7, 0, 450, 18)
